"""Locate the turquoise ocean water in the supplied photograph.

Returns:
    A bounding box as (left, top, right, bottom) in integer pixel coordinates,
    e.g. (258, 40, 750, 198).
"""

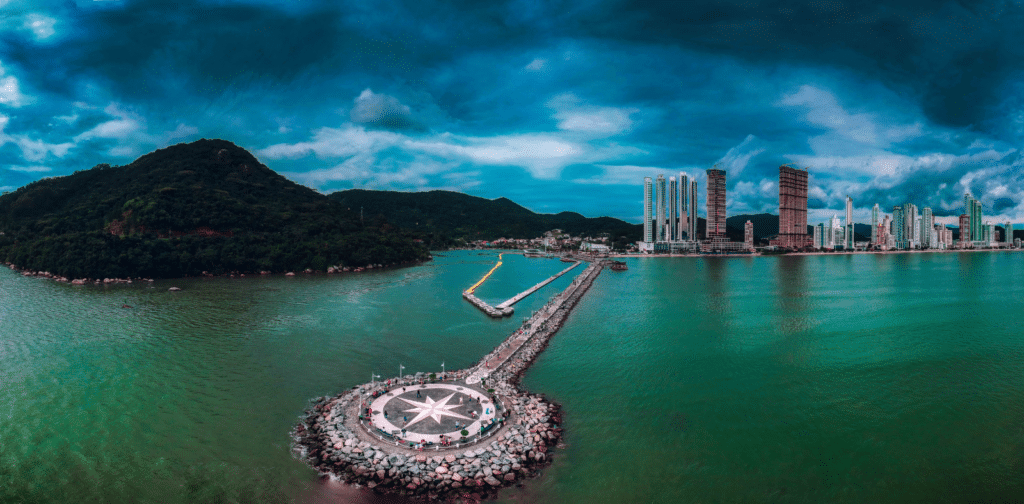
(2, 251, 1023, 503)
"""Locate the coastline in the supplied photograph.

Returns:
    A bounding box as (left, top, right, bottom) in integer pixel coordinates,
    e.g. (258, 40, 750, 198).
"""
(608, 247, 1022, 258)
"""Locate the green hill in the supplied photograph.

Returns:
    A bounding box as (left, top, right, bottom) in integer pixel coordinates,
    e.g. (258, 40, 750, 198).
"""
(0, 139, 429, 279)
(327, 189, 643, 247)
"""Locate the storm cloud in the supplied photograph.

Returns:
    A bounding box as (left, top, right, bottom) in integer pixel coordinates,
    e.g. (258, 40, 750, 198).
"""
(1, 0, 1023, 224)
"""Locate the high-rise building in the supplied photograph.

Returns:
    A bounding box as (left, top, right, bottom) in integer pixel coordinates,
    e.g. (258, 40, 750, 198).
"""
(893, 206, 905, 246)
(985, 222, 996, 246)
(643, 177, 653, 243)
(655, 175, 666, 242)
(845, 196, 854, 249)
(777, 165, 809, 249)
(965, 193, 983, 242)
(1006, 221, 1014, 243)
(813, 223, 823, 249)
(958, 214, 970, 248)
(828, 215, 843, 248)
(706, 168, 727, 239)
(921, 207, 933, 249)
(688, 179, 698, 240)
(744, 220, 754, 250)
(668, 177, 677, 242)
(871, 204, 879, 246)
(677, 173, 689, 241)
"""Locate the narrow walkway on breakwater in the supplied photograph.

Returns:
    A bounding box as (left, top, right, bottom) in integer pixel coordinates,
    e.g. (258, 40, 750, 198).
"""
(466, 261, 601, 385)
(463, 253, 581, 318)
(495, 261, 580, 309)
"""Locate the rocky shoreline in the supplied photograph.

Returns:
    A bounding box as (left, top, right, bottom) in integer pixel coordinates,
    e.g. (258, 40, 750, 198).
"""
(2, 257, 432, 285)
(292, 261, 606, 501)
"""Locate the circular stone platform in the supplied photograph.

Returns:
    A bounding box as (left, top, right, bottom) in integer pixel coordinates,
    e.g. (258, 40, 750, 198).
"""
(368, 383, 497, 444)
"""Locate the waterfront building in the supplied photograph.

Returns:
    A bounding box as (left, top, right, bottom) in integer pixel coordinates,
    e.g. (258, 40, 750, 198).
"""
(776, 165, 810, 249)
(744, 220, 754, 250)
(706, 168, 727, 239)
(965, 193, 983, 242)
(900, 203, 918, 248)
(656, 175, 666, 242)
(643, 177, 653, 243)
(668, 177, 677, 242)
(845, 196, 854, 249)
(687, 177, 698, 241)
(1016, 238, 1022, 248)
(986, 222, 996, 246)
(813, 223, 824, 249)
(921, 208, 934, 249)
(1006, 221, 1014, 243)
(677, 173, 689, 241)
(871, 204, 879, 246)
(828, 215, 844, 249)
(958, 214, 971, 248)
(893, 206, 905, 245)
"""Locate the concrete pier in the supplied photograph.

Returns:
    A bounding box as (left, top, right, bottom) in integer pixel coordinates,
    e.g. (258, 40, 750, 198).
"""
(495, 261, 580, 309)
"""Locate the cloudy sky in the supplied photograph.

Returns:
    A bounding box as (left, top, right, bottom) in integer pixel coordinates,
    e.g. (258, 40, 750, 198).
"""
(2, 0, 1023, 225)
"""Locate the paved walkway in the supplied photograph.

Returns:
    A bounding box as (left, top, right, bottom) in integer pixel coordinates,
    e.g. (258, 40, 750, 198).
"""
(466, 262, 601, 385)
(495, 261, 580, 309)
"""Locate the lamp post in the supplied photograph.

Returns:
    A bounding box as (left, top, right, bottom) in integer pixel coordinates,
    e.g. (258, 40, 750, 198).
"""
(399, 364, 405, 380)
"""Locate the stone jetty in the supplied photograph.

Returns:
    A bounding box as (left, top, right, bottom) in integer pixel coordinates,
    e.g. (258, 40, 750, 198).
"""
(293, 260, 605, 500)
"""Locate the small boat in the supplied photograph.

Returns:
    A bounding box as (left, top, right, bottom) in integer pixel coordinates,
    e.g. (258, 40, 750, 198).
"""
(610, 261, 628, 271)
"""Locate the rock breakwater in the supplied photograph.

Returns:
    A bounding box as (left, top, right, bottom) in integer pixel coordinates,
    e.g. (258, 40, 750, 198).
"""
(293, 261, 605, 500)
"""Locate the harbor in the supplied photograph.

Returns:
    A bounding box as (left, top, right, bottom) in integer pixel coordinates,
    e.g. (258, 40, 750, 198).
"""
(462, 254, 582, 318)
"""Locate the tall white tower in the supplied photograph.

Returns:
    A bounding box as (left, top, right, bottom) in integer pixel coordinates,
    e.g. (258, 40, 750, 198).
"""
(643, 177, 653, 243)
(655, 175, 666, 242)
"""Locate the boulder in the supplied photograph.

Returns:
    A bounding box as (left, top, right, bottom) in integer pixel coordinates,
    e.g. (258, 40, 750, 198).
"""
(484, 475, 501, 486)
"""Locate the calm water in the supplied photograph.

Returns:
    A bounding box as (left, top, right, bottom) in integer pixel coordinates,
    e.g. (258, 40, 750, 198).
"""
(2, 251, 1024, 503)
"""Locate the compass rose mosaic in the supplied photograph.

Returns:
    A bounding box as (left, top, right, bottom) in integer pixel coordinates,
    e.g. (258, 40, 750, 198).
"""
(368, 383, 498, 443)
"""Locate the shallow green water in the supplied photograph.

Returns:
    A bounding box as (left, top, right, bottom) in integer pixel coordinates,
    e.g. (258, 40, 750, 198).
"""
(2, 251, 1024, 503)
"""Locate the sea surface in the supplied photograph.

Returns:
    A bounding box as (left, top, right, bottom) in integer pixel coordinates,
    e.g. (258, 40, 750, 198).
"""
(2, 251, 1024, 503)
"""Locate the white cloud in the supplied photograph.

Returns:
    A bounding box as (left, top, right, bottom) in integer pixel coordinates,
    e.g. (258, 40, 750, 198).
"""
(0, 62, 30, 108)
(524, 58, 546, 71)
(259, 125, 404, 159)
(714, 134, 765, 176)
(74, 103, 144, 142)
(13, 137, 74, 161)
(548, 93, 637, 136)
(571, 164, 698, 186)
(780, 85, 923, 151)
(24, 14, 56, 40)
(349, 88, 415, 129)
(6, 165, 52, 173)
(54, 113, 79, 125)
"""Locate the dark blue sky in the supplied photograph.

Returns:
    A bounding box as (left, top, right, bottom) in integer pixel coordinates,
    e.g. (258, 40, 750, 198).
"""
(2, 0, 1023, 224)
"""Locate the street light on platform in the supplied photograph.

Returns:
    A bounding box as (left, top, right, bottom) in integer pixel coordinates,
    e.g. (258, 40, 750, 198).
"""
(399, 364, 405, 379)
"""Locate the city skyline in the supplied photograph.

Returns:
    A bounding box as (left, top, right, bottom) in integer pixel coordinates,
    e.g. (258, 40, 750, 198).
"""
(2, 1, 1024, 225)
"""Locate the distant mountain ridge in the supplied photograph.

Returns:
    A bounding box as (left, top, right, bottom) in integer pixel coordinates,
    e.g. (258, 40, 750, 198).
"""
(328, 189, 644, 247)
(0, 139, 428, 278)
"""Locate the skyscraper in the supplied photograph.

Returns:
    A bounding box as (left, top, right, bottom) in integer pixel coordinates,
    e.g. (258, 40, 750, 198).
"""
(706, 168, 727, 239)
(871, 204, 879, 246)
(777, 165, 809, 249)
(893, 206, 905, 245)
(643, 177, 653, 243)
(813, 223, 823, 249)
(921, 207, 933, 249)
(845, 196, 854, 249)
(677, 173, 689, 241)
(688, 179, 698, 240)
(744, 220, 754, 250)
(965, 193, 983, 242)
(655, 175, 666, 242)
(668, 177, 677, 242)
(959, 214, 970, 248)
(1006, 221, 1014, 243)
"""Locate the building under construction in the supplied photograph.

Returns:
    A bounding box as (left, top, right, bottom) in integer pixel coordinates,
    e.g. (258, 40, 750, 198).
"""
(705, 168, 727, 239)
(774, 164, 811, 249)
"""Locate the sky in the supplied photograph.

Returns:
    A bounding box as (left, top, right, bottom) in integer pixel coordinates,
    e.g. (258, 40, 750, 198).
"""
(2, 0, 1024, 225)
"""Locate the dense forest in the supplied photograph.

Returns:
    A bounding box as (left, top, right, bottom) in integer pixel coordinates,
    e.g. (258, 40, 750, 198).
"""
(0, 139, 429, 279)
(328, 189, 643, 249)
